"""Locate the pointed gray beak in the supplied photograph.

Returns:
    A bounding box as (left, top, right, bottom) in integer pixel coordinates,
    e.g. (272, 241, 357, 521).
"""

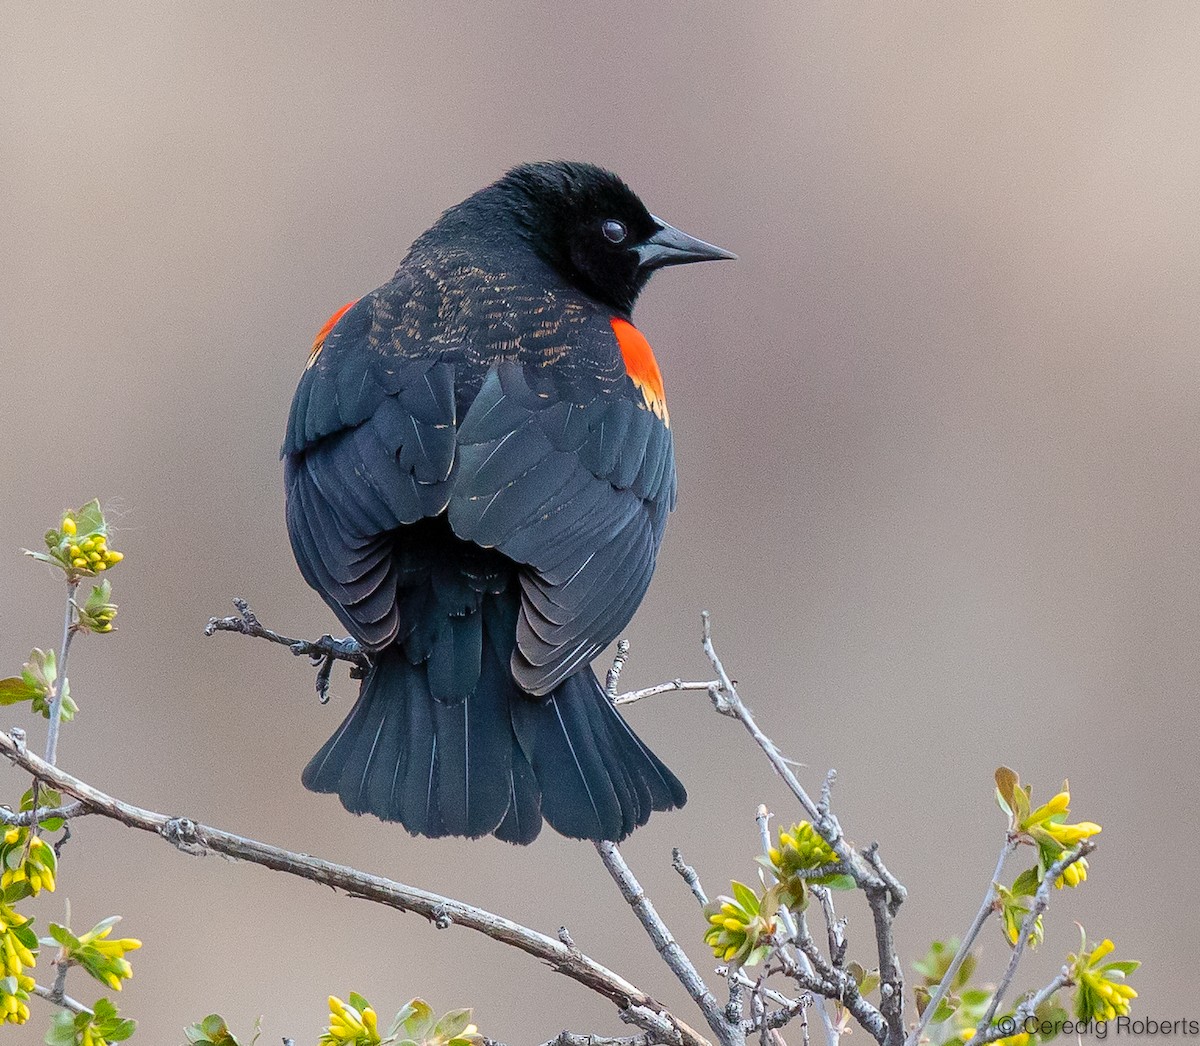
(634, 216, 737, 271)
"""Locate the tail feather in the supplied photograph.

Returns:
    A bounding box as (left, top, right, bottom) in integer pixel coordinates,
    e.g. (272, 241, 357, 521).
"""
(432, 647, 514, 836)
(494, 736, 541, 844)
(508, 668, 685, 841)
(303, 640, 685, 843)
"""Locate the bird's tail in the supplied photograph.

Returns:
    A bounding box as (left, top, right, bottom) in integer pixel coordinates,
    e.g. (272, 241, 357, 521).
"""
(301, 643, 686, 843)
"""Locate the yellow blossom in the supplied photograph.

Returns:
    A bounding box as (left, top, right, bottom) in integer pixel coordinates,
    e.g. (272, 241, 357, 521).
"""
(1070, 933, 1139, 1022)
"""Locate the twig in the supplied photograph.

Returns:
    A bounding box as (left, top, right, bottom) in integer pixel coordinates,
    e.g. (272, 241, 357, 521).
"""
(972, 968, 1072, 1046)
(699, 615, 872, 891)
(752, 806, 841, 1046)
(974, 845, 1093, 1035)
(0, 800, 87, 827)
(672, 848, 710, 907)
(906, 838, 1017, 1046)
(0, 733, 710, 1046)
(31, 981, 90, 1015)
(614, 680, 720, 707)
(205, 599, 369, 702)
(43, 579, 79, 767)
(595, 842, 735, 1046)
(701, 613, 904, 1046)
(606, 640, 632, 698)
(529, 1032, 664, 1046)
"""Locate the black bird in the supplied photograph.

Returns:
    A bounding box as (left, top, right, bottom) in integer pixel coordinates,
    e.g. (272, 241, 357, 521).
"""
(283, 161, 734, 842)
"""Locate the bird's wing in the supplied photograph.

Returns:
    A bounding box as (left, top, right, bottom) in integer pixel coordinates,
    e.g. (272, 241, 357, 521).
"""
(283, 293, 459, 648)
(449, 327, 677, 696)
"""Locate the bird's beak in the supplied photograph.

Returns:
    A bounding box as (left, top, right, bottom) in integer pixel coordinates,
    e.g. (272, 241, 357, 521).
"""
(634, 216, 737, 271)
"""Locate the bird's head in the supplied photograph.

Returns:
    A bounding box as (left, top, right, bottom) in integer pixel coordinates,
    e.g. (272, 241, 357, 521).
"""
(462, 161, 736, 316)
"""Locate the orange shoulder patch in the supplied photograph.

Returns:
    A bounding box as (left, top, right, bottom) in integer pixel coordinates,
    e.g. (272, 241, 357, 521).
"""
(306, 299, 358, 369)
(611, 317, 669, 425)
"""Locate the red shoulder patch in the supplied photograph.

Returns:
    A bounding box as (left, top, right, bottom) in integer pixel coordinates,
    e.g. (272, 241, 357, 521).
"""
(611, 317, 669, 425)
(307, 299, 358, 369)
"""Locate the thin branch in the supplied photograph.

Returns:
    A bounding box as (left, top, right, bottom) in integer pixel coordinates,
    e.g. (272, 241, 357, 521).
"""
(205, 598, 368, 702)
(508, 1032, 663, 1046)
(614, 680, 720, 707)
(0, 733, 710, 1046)
(31, 980, 90, 1015)
(700, 613, 903, 1046)
(972, 968, 1072, 1046)
(975, 844, 1093, 1035)
(43, 579, 79, 766)
(672, 848, 709, 907)
(595, 842, 735, 1046)
(753, 806, 842, 1046)
(906, 837, 1017, 1046)
(0, 801, 87, 827)
(606, 639, 632, 698)
(698, 614, 874, 892)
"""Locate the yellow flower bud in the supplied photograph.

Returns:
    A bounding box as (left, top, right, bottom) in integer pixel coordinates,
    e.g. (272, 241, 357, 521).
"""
(94, 561, 107, 571)
(72, 557, 88, 568)
(105, 550, 123, 563)
(2, 829, 18, 846)
(81, 539, 95, 552)
(61, 518, 76, 536)
(1043, 790, 1070, 815)
(68, 545, 81, 557)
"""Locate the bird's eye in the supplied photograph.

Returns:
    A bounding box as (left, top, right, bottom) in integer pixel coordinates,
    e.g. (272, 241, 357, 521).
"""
(601, 219, 627, 244)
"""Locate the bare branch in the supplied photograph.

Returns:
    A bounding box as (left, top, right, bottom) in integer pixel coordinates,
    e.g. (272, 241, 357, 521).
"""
(31, 980, 90, 1015)
(906, 837, 1017, 1046)
(614, 680, 721, 707)
(205, 598, 368, 702)
(975, 844, 1093, 1035)
(0, 800, 87, 827)
(972, 967, 1072, 1046)
(672, 848, 710, 907)
(43, 579, 79, 767)
(606, 639, 632, 698)
(595, 842, 735, 1046)
(495, 1032, 666, 1046)
(700, 613, 904, 1046)
(0, 732, 710, 1046)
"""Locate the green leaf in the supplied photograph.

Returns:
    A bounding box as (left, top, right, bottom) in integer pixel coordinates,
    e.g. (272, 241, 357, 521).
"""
(434, 1008, 473, 1040)
(23, 549, 62, 567)
(105, 1017, 137, 1042)
(348, 991, 371, 1012)
(1103, 960, 1141, 976)
(48, 922, 80, 949)
(2, 883, 31, 904)
(730, 880, 760, 915)
(45, 1009, 79, 1046)
(820, 873, 856, 891)
(0, 677, 41, 705)
(400, 999, 436, 1039)
(75, 499, 106, 537)
(22, 788, 60, 812)
(1011, 866, 1040, 897)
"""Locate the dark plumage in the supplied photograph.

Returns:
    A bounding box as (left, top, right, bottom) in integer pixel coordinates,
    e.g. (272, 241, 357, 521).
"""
(284, 161, 733, 842)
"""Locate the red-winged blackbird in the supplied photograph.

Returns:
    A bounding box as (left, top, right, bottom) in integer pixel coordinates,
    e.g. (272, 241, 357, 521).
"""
(284, 161, 734, 843)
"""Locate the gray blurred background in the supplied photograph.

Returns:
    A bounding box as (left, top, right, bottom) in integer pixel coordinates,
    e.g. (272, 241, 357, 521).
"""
(1, 3, 1195, 1041)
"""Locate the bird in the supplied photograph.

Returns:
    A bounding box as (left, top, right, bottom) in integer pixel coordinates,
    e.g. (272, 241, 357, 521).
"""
(282, 161, 734, 843)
